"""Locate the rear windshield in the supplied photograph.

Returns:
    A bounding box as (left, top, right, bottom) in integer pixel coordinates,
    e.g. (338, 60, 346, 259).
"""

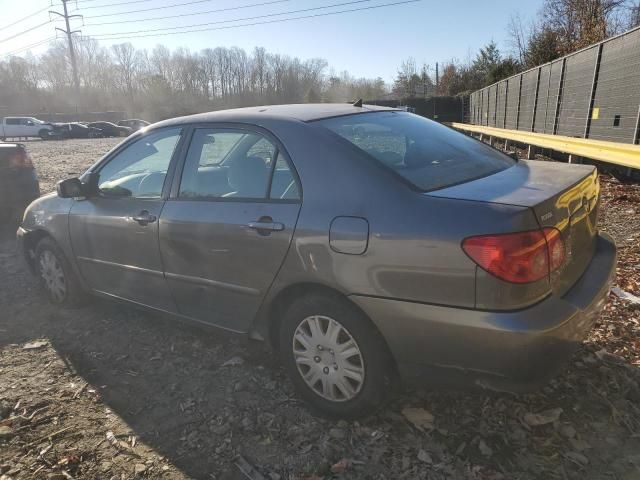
(316, 111, 514, 191)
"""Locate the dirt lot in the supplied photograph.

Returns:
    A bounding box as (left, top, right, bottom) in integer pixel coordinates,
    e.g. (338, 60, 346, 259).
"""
(1, 139, 640, 480)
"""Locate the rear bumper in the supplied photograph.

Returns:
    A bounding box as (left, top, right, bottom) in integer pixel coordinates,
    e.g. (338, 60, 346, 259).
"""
(350, 232, 617, 391)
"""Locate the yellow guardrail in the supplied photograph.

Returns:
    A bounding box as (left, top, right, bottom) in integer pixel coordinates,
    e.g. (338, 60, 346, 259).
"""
(450, 123, 640, 170)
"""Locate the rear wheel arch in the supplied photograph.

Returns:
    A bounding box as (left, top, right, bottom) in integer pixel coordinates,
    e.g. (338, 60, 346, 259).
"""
(265, 282, 398, 371)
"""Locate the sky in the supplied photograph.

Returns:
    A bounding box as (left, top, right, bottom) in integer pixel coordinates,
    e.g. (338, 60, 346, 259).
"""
(0, 0, 544, 83)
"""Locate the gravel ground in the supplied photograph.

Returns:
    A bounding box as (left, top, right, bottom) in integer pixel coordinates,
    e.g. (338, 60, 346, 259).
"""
(1, 139, 639, 480)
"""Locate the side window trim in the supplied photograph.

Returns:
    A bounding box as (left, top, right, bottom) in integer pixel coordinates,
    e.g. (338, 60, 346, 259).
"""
(169, 123, 302, 204)
(90, 126, 187, 201)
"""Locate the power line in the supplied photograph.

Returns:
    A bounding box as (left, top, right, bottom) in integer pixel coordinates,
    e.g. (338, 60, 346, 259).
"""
(1, 37, 56, 57)
(81, 0, 239, 17)
(74, 0, 166, 9)
(75, 0, 153, 4)
(86, 0, 420, 40)
(85, 0, 291, 27)
(89, 0, 373, 36)
(0, 6, 50, 32)
(0, 20, 52, 44)
(85, 1, 420, 41)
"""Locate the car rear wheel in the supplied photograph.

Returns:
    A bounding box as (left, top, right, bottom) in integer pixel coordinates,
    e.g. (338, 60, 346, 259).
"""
(35, 237, 84, 306)
(279, 293, 394, 418)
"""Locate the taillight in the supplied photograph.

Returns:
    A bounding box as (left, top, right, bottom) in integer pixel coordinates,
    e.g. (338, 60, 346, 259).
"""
(9, 149, 33, 169)
(462, 228, 565, 284)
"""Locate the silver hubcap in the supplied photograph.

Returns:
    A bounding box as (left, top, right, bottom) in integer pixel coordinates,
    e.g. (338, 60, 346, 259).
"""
(292, 315, 365, 402)
(39, 250, 66, 303)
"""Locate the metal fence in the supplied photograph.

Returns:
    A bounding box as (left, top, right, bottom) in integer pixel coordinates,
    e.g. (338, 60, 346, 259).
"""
(371, 96, 466, 123)
(469, 26, 640, 145)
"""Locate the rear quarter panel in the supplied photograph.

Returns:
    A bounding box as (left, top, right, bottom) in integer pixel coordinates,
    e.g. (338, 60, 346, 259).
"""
(254, 121, 540, 315)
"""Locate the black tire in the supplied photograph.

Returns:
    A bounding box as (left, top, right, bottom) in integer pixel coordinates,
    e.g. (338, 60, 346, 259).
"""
(279, 292, 395, 419)
(39, 129, 50, 140)
(34, 237, 85, 306)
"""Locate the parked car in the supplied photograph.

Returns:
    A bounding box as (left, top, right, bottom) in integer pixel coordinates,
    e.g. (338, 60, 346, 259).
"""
(54, 123, 103, 139)
(1, 117, 54, 140)
(87, 121, 132, 137)
(117, 119, 150, 132)
(17, 104, 616, 418)
(0, 143, 40, 224)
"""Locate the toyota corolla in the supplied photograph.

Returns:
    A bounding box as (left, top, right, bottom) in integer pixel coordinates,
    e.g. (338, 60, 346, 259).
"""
(17, 104, 616, 418)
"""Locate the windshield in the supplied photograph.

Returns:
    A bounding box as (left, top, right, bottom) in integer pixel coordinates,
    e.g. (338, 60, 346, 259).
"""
(316, 111, 515, 191)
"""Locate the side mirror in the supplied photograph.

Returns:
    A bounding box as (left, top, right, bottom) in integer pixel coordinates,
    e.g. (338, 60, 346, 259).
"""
(57, 178, 85, 198)
(26, 121, 34, 126)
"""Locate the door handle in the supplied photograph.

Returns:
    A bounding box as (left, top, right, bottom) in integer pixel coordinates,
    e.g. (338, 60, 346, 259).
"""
(131, 210, 157, 226)
(247, 218, 285, 234)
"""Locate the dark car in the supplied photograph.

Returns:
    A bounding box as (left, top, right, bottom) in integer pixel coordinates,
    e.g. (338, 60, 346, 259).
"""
(88, 121, 132, 137)
(0, 143, 39, 224)
(54, 123, 102, 139)
(117, 119, 150, 132)
(17, 104, 616, 418)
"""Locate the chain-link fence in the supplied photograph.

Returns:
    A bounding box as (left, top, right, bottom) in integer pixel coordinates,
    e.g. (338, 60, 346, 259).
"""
(469, 26, 640, 145)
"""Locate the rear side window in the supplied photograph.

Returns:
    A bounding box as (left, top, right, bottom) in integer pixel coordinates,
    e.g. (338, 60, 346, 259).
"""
(178, 129, 300, 201)
(5, 118, 20, 125)
(316, 112, 514, 191)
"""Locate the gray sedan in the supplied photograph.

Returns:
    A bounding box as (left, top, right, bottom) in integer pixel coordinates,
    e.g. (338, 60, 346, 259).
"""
(17, 104, 616, 418)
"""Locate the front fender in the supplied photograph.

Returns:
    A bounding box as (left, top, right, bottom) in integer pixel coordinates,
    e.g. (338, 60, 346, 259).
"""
(20, 193, 78, 276)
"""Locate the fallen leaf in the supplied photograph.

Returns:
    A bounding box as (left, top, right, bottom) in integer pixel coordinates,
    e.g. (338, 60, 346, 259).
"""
(222, 356, 244, 367)
(523, 408, 563, 426)
(401, 407, 434, 430)
(611, 287, 640, 304)
(330, 458, 350, 474)
(23, 340, 48, 350)
(479, 439, 493, 457)
(565, 451, 589, 466)
(417, 449, 433, 463)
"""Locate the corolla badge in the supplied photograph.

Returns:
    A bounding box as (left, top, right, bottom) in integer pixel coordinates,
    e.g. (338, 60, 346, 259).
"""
(540, 212, 553, 222)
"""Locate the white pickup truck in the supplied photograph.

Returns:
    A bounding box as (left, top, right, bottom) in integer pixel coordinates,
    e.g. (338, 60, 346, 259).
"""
(0, 117, 55, 140)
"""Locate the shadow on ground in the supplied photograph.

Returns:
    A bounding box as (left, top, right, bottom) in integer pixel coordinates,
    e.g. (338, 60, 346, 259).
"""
(1, 223, 640, 480)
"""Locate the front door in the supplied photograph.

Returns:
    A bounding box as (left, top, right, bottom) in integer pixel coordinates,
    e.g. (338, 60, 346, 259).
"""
(69, 127, 184, 311)
(159, 127, 302, 332)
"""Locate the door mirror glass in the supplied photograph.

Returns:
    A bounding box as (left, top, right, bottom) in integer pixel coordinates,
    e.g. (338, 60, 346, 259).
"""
(97, 128, 181, 199)
(57, 178, 84, 198)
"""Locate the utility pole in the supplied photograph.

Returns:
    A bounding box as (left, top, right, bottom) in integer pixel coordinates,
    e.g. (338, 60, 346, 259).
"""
(50, 0, 82, 103)
(435, 62, 439, 92)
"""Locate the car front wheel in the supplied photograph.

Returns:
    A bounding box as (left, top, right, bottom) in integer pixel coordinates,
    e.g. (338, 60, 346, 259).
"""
(279, 293, 394, 418)
(35, 237, 84, 306)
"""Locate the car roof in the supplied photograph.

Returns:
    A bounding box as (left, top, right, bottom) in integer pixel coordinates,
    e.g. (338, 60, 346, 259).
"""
(153, 103, 399, 128)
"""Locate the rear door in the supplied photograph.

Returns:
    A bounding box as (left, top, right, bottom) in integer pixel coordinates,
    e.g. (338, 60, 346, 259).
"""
(159, 126, 302, 332)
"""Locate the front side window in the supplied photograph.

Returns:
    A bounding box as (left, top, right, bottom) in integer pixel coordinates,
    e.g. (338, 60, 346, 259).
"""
(179, 128, 299, 200)
(316, 111, 515, 191)
(98, 128, 182, 198)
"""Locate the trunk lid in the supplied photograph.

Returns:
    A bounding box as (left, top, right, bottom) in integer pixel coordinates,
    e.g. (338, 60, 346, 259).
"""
(429, 160, 600, 295)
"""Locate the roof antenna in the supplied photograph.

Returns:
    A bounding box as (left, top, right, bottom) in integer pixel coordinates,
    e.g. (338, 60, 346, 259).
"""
(352, 98, 363, 107)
